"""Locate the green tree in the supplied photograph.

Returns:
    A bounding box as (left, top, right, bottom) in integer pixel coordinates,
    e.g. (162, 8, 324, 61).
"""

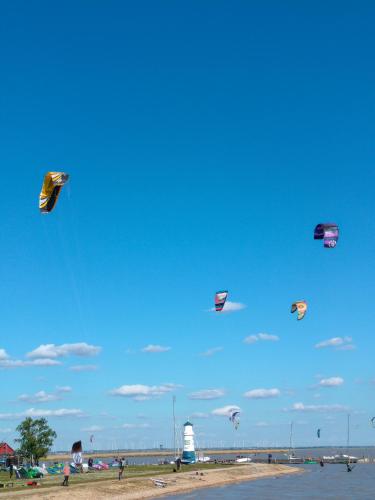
(15, 417, 57, 464)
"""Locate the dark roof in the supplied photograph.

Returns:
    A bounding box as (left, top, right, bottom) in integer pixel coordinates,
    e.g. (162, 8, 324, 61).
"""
(184, 421, 193, 426)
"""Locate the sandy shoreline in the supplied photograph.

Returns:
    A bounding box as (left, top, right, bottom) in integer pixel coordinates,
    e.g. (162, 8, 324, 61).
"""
(2, 464, 302, 499)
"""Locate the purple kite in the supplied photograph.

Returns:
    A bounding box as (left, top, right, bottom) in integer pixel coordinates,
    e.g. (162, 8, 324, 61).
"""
(314, 223, 339, 248)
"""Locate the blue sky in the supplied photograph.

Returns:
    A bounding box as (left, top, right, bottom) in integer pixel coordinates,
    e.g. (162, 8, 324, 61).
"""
(0, 1, 374, 451)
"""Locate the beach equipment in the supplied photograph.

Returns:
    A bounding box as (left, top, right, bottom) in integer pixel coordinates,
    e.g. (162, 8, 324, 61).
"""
(71, 440, 83, 466)
(39, 172, 69, 213)
(215, 291, 228, 312)
(291, 300, 307, 320)
(151, 478, 167, 488)
(70, 463, 79, 473)
(314, 223, 339, 248)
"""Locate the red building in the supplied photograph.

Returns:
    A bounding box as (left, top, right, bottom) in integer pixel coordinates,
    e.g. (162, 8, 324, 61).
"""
(0, 442, 15, 455)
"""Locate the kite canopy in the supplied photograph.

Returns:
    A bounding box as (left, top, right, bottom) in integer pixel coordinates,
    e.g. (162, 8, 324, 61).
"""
(215, 291, 228, 312)
(39, 172, 69, 213)
(314, 223, 339, 248)
(72, 440, 83, 465)
(370, 417, 375, 428)
(317, 428, 321, 438)
(229, 410, 240, 430)
(291, 301, 307, 320)
(71, 440, 82, 454)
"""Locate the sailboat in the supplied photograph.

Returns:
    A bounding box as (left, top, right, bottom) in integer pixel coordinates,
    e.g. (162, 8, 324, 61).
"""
(285, 422, 303, 463)
(322, 415, 358, 463)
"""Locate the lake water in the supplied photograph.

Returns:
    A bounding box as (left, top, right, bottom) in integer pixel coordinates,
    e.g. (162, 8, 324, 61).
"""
(167, 464, 375, 500)
(80, 446, 375, 466)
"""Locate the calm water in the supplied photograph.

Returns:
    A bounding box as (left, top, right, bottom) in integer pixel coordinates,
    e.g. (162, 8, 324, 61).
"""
(167, 464, 375, 500)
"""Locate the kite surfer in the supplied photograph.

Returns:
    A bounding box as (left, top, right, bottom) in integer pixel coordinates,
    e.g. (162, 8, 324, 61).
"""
(118, 457, 126, 480)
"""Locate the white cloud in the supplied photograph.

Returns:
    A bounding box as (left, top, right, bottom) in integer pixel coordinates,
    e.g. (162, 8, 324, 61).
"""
(258, 333, 279, 341)
(0, 349, 9, 360)
(319, 377, 344, 388)
(0, 358, 61, 368)
(289, 402, 349, 413)
(222, 301, 247, 312)
(0, 408, 84, 420)
(69, 364, 98, 372)
(0, 428, 11, 433)
(244, 333, 279, 344)
(208, 301, 246, 313)
(199, 347, 223, 357)
(110, 383, 179, 401)
(337, 344, 356, 351)
(255, 421, 270, 427)
(244, 388, 280, 399)
(82, 425, 103, 432)
(121, 423, 151, 429)
(211, 405, 240, 417)
(27, 343, 101, 359)
(17, 391, 61, 404)
(141, 345, 171, 353)
(189, 389, 225, 400)
(191, 412, 209, 419)
(315, 337, 354, 350)
(24, 408, 84, 418)
(56, 386, 72, 393)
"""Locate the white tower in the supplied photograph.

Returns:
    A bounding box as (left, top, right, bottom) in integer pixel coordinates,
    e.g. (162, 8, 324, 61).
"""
(181, 421, 196, 463)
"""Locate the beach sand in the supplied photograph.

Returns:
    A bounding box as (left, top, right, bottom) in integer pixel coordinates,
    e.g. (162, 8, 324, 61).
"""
(2, 464, 302, 499)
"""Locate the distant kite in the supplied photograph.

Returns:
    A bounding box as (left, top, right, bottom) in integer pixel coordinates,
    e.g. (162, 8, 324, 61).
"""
(291, 301, 307, 320)
(215, 291, 228, 312)
(370, 417, 375, 428)
(229, 410, 240, 430)
(317, 428, 321, 439)
(90, 434, 94, 444)
(39, 172, 69, 213)
(314, 223, 339, 248)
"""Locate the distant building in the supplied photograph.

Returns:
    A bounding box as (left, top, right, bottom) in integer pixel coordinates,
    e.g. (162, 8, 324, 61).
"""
(0, 442, 15, 455)
(181, 421, 196, 463)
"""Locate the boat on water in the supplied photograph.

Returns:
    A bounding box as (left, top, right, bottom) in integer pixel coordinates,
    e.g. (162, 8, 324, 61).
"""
(235, 456, 252, 463)
(322, 454, 358, 464)
(196, 452, 210, 463)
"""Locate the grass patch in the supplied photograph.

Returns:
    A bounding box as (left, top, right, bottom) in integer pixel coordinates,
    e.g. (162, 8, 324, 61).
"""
(0, 462, 235, 493)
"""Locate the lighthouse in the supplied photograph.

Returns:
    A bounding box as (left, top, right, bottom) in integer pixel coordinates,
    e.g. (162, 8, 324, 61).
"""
(181, 421, 196, 463)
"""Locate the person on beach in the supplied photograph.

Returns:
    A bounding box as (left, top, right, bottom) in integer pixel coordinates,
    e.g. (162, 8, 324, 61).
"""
(62, 463, 70, 486)
(9, 461, 14, 479)
(118, 457, 125, 480)
(319, 459, 324, 467)
(176, 457, 181, 471)
(346, 463, 352, 472)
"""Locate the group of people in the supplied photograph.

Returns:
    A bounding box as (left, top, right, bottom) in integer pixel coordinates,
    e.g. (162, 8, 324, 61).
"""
(61, 456, 128, 487)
